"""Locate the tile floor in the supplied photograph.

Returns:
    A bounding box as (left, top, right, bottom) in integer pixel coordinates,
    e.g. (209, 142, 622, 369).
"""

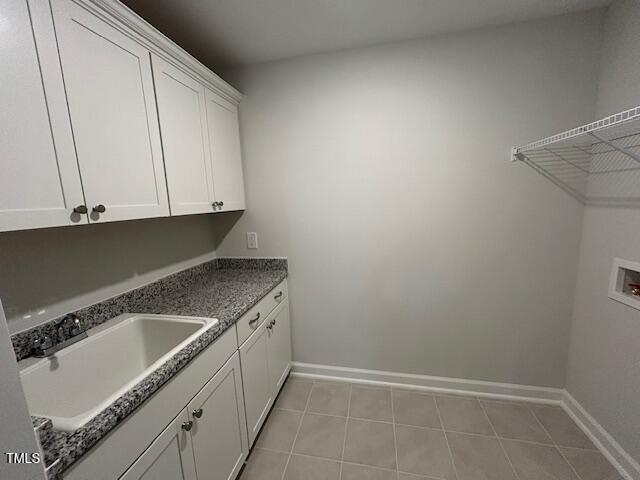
(239, 377, 623, 480)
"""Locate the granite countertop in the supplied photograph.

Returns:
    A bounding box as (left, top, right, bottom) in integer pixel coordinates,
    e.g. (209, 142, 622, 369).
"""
(14, 258, 287, 479)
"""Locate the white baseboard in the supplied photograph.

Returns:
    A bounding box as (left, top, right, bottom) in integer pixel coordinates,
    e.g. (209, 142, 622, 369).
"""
(561, 391, 639, 480)
(290, 362, 638, 480)
(291, 361, 564, 404)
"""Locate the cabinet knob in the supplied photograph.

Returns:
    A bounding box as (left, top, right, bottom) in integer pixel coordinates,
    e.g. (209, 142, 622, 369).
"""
(181, 420, 193, 432)
(192, 408, 203, 418)
(92, 204, 106, 213)
(73, 205, 88, 214)
(218, 201, 224, 207)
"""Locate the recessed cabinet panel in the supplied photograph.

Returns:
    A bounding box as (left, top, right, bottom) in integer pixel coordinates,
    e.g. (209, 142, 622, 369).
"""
(205, 90, 246, 212)
(152, 55, 215, 215)
(0, 0, 86, 232)
(189, 352, 248, 480)
(51, 0, 169, 223)
(239, 321, 273, 446)
(268, 300, 292, 393)
(120, 409, 197, 480)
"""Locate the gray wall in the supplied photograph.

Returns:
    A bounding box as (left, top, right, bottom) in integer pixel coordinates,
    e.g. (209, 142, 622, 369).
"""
(217, 11, 604, 387)
(0, 301, 45, 480)
(566, 0, 640, 463)
(0, 214, 240, 333)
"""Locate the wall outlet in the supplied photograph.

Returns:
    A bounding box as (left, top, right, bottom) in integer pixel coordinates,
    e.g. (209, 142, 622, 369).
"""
(246, 232, 258, 249)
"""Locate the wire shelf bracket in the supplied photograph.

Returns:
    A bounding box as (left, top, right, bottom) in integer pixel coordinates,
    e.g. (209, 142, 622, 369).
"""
(511, 106, 640, 206)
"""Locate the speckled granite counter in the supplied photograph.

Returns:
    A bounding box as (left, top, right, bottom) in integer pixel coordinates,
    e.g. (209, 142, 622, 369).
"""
(14, 257, 287, 479)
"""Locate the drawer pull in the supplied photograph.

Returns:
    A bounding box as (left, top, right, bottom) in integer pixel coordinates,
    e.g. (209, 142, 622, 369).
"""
(181, 421, 193, 432)
(192, 408, 203, 418)
(274, 291, 283, 301)
(92, 204, 106, 213)
(248, 312, 261, 328)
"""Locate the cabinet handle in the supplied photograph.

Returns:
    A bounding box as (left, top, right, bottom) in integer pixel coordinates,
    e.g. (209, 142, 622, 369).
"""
(73, 205, 88, 214)
(274, 291, 283, 301)
(181, 420, 193, 432)
(92, 204, 106, 213)
(248, 312, 260, 328)
(218, 201, 224, 207)
(192, 408, 203, 418)
(266, 322, 273, 331)
(272, 318, 277, 327)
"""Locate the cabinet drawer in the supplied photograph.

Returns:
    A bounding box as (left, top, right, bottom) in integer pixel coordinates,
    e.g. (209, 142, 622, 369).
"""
(236, 280, 288, 346)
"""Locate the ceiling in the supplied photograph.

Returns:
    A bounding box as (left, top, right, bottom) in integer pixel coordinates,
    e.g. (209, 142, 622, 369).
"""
(122, 0, 610, 68)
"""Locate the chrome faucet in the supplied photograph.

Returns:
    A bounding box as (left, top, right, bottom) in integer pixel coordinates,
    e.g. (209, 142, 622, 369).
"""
(32, 314, 88, 357)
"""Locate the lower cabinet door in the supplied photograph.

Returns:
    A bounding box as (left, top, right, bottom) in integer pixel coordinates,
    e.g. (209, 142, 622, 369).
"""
(189, 352, 249, 480)
(239, 321, 273, 446)
(119, 409, 197, 480)
(268, 300, 292, 396)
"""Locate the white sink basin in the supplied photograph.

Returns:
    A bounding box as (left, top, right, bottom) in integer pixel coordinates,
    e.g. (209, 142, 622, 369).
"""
(19, 313, 218, 431)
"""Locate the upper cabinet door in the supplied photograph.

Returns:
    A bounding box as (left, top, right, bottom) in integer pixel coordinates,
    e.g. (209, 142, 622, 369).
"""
(50, 0, 169, 223)
(152, 55, 215, 216)
(0, 0, 86, 232)
(205, 90, 246, 212)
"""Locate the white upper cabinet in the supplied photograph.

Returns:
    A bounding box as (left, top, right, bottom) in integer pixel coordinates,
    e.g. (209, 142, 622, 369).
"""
(50, 0, 169, 223)
(205, 90, 246, 212)
(152, 55, 215, 216)
(0, 0, 86, 232)
(1, 0, 244, 233)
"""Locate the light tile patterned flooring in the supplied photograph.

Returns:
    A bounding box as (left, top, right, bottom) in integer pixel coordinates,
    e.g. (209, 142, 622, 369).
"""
(239, 377, 622, 480)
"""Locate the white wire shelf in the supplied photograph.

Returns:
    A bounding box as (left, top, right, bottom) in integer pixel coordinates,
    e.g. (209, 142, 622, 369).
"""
(512, 106, 640, 206)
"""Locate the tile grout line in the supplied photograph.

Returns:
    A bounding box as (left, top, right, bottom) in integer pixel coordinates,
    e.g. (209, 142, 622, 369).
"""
(268, 380, 603, 480)
(527, 405, 587, 480)
(258, 446, 447, 479)
(338, 383, 353, 480)
(389, 387, 400, 480)
(478, 399, 522, 480)
(279, 378, 314, 480)
(433, 396, 461, 480)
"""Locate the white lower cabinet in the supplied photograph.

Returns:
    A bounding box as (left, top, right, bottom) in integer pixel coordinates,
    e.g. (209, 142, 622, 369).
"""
(189, 352, 248, 480)
(240, 297, 292, 447)
(120, 352, 248, 480)
(65, 283, 290, 480)
(120, 409, 197, 480)
(239, 320, 273, 446)
(268, 301, 293, 395)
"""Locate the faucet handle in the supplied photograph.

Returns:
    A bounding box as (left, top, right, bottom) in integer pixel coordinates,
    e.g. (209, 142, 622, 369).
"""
(33, 335, 54, 355)
(56, 314, 85, 340)
(69, 316, 85, 336)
